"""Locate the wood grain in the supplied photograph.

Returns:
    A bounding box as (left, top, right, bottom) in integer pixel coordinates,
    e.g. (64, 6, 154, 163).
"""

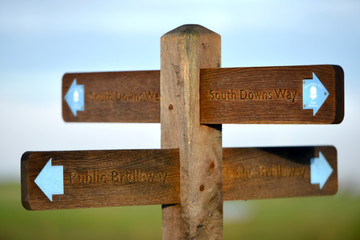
(62, 71, 160, 123)
(160, 25, 223, 239)
(62, 65, 343, 124)
(21, 149, 179, 210)
(200, 65, 344, 124)
(223, 146, 337, 200)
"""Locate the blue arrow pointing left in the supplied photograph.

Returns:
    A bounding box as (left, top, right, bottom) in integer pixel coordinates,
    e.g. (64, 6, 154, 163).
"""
(34, 158, 64, 201)
(311, 151, 333, 189)
(303, 72, 329, 116)
(65, 79, 84, 117)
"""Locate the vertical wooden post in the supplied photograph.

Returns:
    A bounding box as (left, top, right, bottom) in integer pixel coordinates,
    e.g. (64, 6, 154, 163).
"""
(161, 25, 223, 239)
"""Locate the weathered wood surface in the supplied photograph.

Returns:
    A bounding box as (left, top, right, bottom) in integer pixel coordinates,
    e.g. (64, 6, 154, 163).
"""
(160, 25, 223, 239)
(21, 149, 179, 210)
(62, 65, 343, 124)
(201, 65, 344, 124)
(62, 71, 160, 122)
(223, 146, 337, 200)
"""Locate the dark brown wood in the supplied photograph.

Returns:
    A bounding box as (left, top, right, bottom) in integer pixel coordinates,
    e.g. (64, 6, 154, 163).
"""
(62, 71, 160, 123)
(201, 65, 344, 124)
(21, 149, 179, 210)
(160, 24, 223, 239)
(62, 65, 343, 124)
(223, 146, 337, 200)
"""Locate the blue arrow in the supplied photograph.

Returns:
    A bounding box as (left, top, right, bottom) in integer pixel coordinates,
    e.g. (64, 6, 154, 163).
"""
(310, 151, 333, 189)
(303, 72, 329, 116)
(65, 79, 84, 117)
(34, 158, 64, 201)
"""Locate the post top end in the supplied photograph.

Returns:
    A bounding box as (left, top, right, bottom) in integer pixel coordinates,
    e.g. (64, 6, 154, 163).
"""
(162, 24, 219, 37)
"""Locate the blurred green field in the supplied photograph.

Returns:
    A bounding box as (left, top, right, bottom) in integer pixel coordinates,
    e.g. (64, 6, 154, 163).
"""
(1, 183, 359, 240)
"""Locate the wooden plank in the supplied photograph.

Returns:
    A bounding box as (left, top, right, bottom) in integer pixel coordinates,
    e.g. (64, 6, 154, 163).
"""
(200, 65, 344, 124)
(21, 149, 179, 210)
(223, 146, 337, 200)
(62, 70, 160, 123)
(21, 146, 337, 211)
(160, 25, 223, 239)
(62, 65, 343, 124)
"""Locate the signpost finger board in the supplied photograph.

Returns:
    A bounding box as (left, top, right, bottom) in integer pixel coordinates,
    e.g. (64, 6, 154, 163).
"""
(223, 146, 337, 201)
(62, 71, 160, 122)
(21, 149, 180, 210)
(22, 146, 337, 210)
(62, 65, 344, 124)
(201, 65, 344, 124)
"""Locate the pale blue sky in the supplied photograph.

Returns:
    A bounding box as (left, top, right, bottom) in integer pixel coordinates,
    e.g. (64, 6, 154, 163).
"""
(0, 0, 359, 193)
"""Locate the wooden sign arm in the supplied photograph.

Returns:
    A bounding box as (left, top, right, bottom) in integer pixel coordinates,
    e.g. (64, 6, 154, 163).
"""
(63, 65, 343, 124)
(21, 146, 337, 210)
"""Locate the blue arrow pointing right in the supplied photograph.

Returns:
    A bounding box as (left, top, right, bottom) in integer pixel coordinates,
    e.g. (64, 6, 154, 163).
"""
(34, 158, 64, 201)
(65, 79, 84, 117)
(310, 151, 333, 189)
(303, 72, 329, 116)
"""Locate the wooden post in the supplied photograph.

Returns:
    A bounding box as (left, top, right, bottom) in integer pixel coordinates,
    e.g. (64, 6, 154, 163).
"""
(161, 25, 223, 239)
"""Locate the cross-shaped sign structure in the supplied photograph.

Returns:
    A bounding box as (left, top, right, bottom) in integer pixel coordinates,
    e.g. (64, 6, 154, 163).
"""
(21, 25, 343, 239)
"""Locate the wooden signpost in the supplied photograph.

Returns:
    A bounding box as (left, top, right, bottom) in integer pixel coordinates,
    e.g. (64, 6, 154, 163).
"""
(22, 25, 344, 239)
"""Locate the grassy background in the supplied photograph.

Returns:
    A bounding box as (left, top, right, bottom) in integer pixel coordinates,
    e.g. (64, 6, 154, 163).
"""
(1, 183, 359, 240)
